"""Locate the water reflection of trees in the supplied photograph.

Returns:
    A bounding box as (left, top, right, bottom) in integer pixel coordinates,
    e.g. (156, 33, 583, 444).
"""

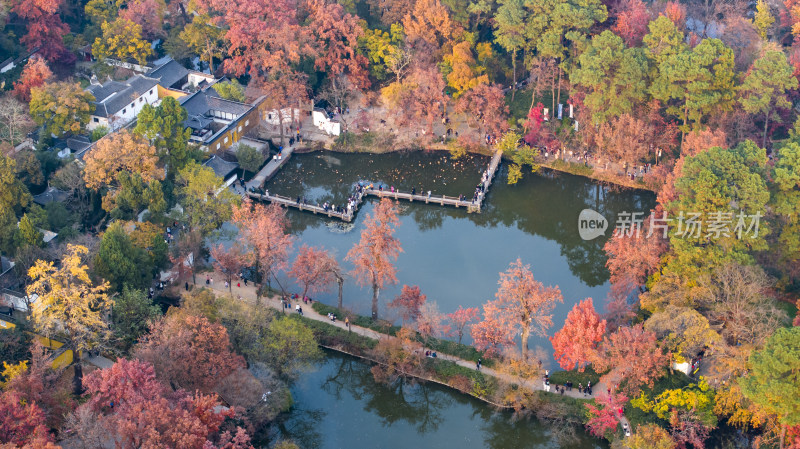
(265, 407, 326, 449)
(321, 355, 451, 434)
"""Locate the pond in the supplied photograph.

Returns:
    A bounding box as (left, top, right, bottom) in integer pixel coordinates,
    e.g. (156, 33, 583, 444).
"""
(264, 150, 657, 363)
(263, 350, 608, 449)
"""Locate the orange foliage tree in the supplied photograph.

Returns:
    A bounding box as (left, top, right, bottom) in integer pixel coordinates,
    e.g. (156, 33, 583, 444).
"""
(232, 199, 294, 295)
(406, 62, 448, 135)
(663, 1, 686, 29)
(446, 306, 478, 344)
(603, 211, 667, 300)
(388, 284, 426, 324)
(210, 243, 253, 293)
(82, 130, 162, 190)
(550, 298, 607, 371)
(402, 0, 456, 49)
(195, 0, 313, 80)
(473, 259, 563, 359)
(134, 314, 246, 393)
(307, 0, 370, 90)
(118, 0, 167, 39)
(455, 82, 509, 139)
(12, 57, 52, 102)
(592, 324, 668, 395)
(346, 198, 402, 319)
(288, 244, 340, 302)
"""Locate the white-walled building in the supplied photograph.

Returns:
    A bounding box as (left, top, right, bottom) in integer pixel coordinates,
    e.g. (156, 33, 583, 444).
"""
(85, 75, 160, 131)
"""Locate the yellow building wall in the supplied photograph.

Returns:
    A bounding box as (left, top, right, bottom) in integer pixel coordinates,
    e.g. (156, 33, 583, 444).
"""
(157, 85, 187, 100)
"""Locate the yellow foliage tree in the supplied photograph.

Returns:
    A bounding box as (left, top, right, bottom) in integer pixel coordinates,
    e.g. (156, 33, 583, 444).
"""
(1, 361, 28, 388)
(714, 382, 774, 430)
(28, 82, 95, 137)
(92, 17, 153, 65)
(444, 41, 488, 97)
(83, 129, 162, 190)
(27, 244, 114, 392)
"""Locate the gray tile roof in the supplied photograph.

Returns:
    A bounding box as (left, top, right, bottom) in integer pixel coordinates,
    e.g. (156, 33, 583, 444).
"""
(86, 75, 159, 117)
(146, 58, 190, 90)
(180, 89, 252, 118)
(67, 136, 93, 159)
(32, 187, 70, 206)
(202, 155, 239, 180)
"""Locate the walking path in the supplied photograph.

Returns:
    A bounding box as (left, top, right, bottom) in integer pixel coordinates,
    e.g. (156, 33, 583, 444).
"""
(192, 273, 630, 436)
(245, 143, 296, 191)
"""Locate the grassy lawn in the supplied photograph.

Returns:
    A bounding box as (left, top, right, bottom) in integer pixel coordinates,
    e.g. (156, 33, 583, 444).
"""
(505, 88, 570, 124)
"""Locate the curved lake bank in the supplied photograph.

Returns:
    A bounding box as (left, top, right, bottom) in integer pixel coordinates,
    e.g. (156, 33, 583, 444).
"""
(264, 150, 656, 364)
(263, 350, 608, 449)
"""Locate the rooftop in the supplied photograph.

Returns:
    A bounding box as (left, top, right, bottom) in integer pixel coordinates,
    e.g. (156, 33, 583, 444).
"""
(32, 186, 70, 206)
(86, 75, 159, 117)
(203, 155, 239, 180)
(180, 89, 252, 119)
(146, 58, 190, 90)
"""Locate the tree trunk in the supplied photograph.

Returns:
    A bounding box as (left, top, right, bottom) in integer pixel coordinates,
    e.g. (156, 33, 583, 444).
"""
(556, 63, 562, 109)
(372, 284, 380, 320)
(511, 50, 517, 103)
(336, 276, 344, 310)
(780, 423, 786, 449)
(521, 326, 530, 359)
(551, 65, 556, 112)
(278, 116, 286, 148)
(72, 346, 83, 396)
(763, 109, 770, 149)
(680, 105, 689, 150)
(205, 36, 214, 74)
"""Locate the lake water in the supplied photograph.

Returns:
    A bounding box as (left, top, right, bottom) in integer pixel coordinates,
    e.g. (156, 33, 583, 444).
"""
(265, 150, 656, 366)
(263, 350, 608, 449)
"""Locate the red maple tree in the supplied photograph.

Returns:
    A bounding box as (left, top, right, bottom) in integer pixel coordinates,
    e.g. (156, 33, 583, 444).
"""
(82, 359, 253, 449)
(446, 306, 479, 344)
(134, 314, 246, 393)
(593, 324, 668, 395)
(585, 392, 628, 438)
(612, 0, 651, 46)
(0, 390, 53, 447)
(388, 284, 427, 324)
(550, 298, 607, 371)
(12, 0, 71, 62)
(346, 198, 403, 319)
(288, 244, 339, 301)
(12, 56, 52, 102)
